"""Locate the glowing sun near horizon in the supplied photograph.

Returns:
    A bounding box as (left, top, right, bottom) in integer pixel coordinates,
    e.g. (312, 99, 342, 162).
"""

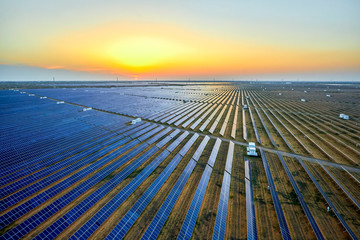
(104, 37, 189, 68)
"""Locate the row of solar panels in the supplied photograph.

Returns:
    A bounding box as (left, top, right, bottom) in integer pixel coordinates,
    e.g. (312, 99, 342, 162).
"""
(248, 89, 360, 160)
(25, 88, 246, 139)
(245, 88, 359, 239)
(1, 120, 183, 238)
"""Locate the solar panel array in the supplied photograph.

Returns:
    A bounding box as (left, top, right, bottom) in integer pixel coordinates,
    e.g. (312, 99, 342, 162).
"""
(141, 136, 210, 240)
(277, 154, 324, 240)
(2, 83, 359, 240)
(212, 141, 234, 239)
(245, 97, 261, 144)
(177, 138, 221, 240)
(35, 130, 181, 240)
(105, 134, 200, 239)
(259, 149, 292, 240)
(297, 157, 358, 240)
(244, 157, 258, 240)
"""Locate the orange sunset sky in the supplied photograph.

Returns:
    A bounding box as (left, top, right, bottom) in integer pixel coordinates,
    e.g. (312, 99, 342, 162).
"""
(1, 0, 360, 81)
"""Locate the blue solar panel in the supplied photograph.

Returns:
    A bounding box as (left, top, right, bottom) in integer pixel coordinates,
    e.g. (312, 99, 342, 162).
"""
(156, 129, 181, 149)
(219, 105, 233, 136)
(254, 107, 276, 146)
(192, 136, 210, 162)
(36, 131, 171, 239)
(182, 104, 211, 128)
(242, 108, 247, 141)
(199, 104, 222, 132)
(247, 103, 261, 144)
(277, 154, 324, 240)
(167, 131, 189, 152)
(142, 136, 210, 240)
(146, 127, 171, 145)
(138, 126, 164, 141)
(0, 132, 121, 197)
(0, 136, 148, 234)
(104, 136, 199, 239)
(174, 103, 205, 126)
(208, 138, 221, 168)
(178, 134, 199, 157)
(177, 165, 213, 240)
(225, 141, 234, 174)
(297, 157, 357, 239)
(244, 157, 258, 240)
(0, 136, 134, 213)
(209, 105, 228, 134)
(261, 110, 294, 152)
(212, 172, 231, 240)
(259, 150, 291, 240)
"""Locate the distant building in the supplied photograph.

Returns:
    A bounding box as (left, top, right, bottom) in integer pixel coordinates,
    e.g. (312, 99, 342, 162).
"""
(301, 99, 306, 102)
(131, 118, 142, 125)
(247, 142, 258, 156)
(326, 94, 331, 97)
(339, 114, 349, 120)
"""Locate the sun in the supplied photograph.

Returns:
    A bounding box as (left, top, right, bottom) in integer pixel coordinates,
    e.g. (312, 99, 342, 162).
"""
(106, 37, 187, 68)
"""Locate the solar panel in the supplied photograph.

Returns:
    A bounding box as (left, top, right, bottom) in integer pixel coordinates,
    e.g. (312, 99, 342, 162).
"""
(177, 165, 213, 240)
(178, 134, 199, 157)
(225, 141, 234, 174)
(0, 138, 151, 238)
(189, 104, 216, 130)
(37, 137, 172, 239)
(167, 131, 189, 152)
(146, 127, 171, 145)
(259, 150, 291, 240)
(219, 105, 233, 136)
(182, 104, 211, 128)
(138, 125, 164, 141)
(0, 131, 118, 189)
(261, 109, 294, 152)
(247, 104, 261, 144)
(254, 107, 276, 146)
(242, 108, 247, 141)
(174, 103, 204, 126)
(209, 105, 228, 134)
(244, 157, 258, 240)
(318, 161, 360, 209)
(156, 129, 181, 148)
(277, 154, 324, 240)
(0, 136, 135, 213)
(231, 105, 239, 139)
(296, 157, 357, 239)
(212, 172, 231, 240)
(208, 138, 221, 168)
(192, 136, 210, 162)
(199, 104, 222, 132)
(105, 135, 199, 239)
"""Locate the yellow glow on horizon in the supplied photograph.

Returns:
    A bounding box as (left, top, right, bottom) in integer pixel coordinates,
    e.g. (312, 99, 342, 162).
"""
(5, 21, 359, 78)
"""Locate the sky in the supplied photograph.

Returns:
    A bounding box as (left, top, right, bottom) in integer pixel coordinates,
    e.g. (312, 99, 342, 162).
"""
(1, 0, 360, 81)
